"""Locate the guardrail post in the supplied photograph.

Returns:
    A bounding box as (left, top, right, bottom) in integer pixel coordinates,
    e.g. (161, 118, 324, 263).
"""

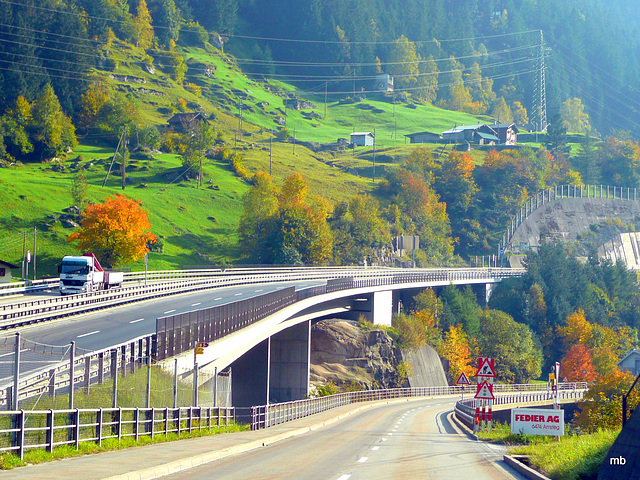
(111, 349, 118, 409)
(121, 345, 127, 378)
(48, 368, 56, 398)
(98, 352, 104, 385)
(97, 408, 103, 446)
(130, 342, 136, 374)
(84, 357, 91, 394)
(46, 409, 54, 452)
(69, 341, 75, 410)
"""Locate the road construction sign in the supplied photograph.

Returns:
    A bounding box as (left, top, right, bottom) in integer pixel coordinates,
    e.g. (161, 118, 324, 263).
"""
(475, 380, 495, 400)
(456, 372, 471, 385)
(476, 357, 496, 378)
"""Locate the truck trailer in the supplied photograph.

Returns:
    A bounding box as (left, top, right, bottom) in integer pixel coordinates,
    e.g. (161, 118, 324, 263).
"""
(59, 253, 123, 295)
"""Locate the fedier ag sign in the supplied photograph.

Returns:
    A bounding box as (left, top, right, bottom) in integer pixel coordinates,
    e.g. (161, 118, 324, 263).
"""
(511, 408, 565, 436)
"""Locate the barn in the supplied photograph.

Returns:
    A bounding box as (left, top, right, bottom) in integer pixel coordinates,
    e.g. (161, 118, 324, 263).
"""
(350, 132, 375, 147)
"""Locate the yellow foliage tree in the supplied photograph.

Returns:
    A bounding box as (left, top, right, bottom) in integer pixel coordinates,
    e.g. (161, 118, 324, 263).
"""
(67, 194, 157, 267)
(439, 325, 475, 382)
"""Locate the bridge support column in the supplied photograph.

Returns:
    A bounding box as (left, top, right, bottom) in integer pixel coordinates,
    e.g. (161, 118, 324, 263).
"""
(485, 283, 497, 304)
(269, 320, 311, 403)
(371, 290, 393, 326)
(230, 339, 270, 408)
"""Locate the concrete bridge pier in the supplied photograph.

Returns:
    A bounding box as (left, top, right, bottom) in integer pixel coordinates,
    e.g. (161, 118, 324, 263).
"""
(231, 320, 311, 407)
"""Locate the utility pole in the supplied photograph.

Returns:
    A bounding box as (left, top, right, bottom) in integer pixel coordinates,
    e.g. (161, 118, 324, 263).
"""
(372, 127, 376, 183)
(121, 129, 127, 190)
(33, 226, 36, 281)
(324, 82, 328, 120)
(269, 137, 272, 176)
(533, 30, 548, 132)
(293, 127, 296, 155)
(21, 231, 26, 281)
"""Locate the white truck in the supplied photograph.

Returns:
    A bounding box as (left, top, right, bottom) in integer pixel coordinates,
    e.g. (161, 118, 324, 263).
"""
(58, 253, 124, 295)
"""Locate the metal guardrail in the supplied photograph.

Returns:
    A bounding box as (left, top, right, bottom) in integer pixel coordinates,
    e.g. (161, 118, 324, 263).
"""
(155, 270, 525, 360)
(0, 267, 524, 330)
(0, 405, 235, 460)
(4, 267, 525, 406)
(249, 383, 587, 430)
(499, 184, 640, 258)
(454, 386, 587, 429)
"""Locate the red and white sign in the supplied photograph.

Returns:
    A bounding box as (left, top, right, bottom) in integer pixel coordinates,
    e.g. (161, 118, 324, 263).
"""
(476, 357, 496, 377)
(474, 380, 495, 400)
(511, 408, 564, 436)
(456, 372, 471, 385)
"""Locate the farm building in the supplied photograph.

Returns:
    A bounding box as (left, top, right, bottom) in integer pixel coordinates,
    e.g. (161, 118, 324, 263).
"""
(404, 131, 443, 144)
(442, 124, 499, 145)
(0, 260, 19, 283)
(167, 112, 209, 133)
(350, 132, 375, 147)
(618, 349, 640, 376)
(373, 74, 394, 92)
(493, 123, 520, 145)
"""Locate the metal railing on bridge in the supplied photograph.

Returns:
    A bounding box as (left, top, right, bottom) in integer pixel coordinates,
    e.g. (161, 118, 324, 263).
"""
(155, 270, 524, 360)
(250, 383, 587, 430)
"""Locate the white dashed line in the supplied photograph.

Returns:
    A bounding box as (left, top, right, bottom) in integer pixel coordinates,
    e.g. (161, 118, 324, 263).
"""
(129, 318, 144, 324)
(191, 302, 201, 307)
(372, 446, 380, 451)
(163, 309, 176, 314)
(255, 289, 264, 292)
(78, 330, 100, 338)
(234, 293, 242, 296)
(358, 457, 368, 463)
(381, 438, 388, 442)
(337, 475, 351, 480)
(388, 433, 394, 436)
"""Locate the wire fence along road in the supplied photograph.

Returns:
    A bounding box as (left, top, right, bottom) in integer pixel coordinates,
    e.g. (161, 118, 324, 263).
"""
(0, 405, 235, 460)
(250, 383, 588, 430)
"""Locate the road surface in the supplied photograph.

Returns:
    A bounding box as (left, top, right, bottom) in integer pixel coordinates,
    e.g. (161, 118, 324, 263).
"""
(165, 398, 524, 480)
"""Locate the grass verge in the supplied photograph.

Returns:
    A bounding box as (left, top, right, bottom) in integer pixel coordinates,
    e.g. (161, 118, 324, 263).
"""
(478, 422, 619, 480)
(0, 423, 249, 470)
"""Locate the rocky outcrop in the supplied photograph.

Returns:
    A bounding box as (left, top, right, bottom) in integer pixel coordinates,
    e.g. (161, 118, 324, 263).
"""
(310, 320, 405, 390)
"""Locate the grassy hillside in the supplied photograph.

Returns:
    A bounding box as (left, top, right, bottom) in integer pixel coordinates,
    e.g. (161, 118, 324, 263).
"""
(0, 40, 514, 277)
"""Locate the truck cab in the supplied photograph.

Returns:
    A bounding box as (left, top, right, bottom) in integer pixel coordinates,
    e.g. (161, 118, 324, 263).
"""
(59, 255, 104, 295)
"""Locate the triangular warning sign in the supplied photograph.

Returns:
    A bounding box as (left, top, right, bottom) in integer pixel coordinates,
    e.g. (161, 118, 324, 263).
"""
(476, 357, 496, 377)
(474, 380, 495, 400)
(456, 372, 471, 385)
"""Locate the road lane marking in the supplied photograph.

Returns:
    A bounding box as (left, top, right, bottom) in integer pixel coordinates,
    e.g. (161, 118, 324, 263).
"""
(371, 446, 380, 451)
(337, 476, 351, 480)
(255, 289, 263, 292)
(214, 298, 222, 301)
(357, 457, 368, 463)
(129, 318, 144, 324)
(234, 293, 242, 296)
(381, 438, 387, 442)
(0, 349, 27, 358)
(163, 309, 176, 314)
(78, 330, 100, 338)
(388, 433, 393, 436)
(191, 302, 201, 307)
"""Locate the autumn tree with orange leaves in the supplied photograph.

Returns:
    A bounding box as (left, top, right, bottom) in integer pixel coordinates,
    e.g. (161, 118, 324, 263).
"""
(438, 325, 476, 382)
(67, 194, 157, 267)
(561, 344, 598, 382)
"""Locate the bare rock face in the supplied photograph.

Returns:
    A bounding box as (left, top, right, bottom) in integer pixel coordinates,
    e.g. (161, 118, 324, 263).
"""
(310, 320, 404, 390)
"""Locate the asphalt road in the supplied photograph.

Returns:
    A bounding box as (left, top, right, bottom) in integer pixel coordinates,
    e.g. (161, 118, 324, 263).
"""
(0, 280, 324, 384)
(164, 399, 523, 480)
